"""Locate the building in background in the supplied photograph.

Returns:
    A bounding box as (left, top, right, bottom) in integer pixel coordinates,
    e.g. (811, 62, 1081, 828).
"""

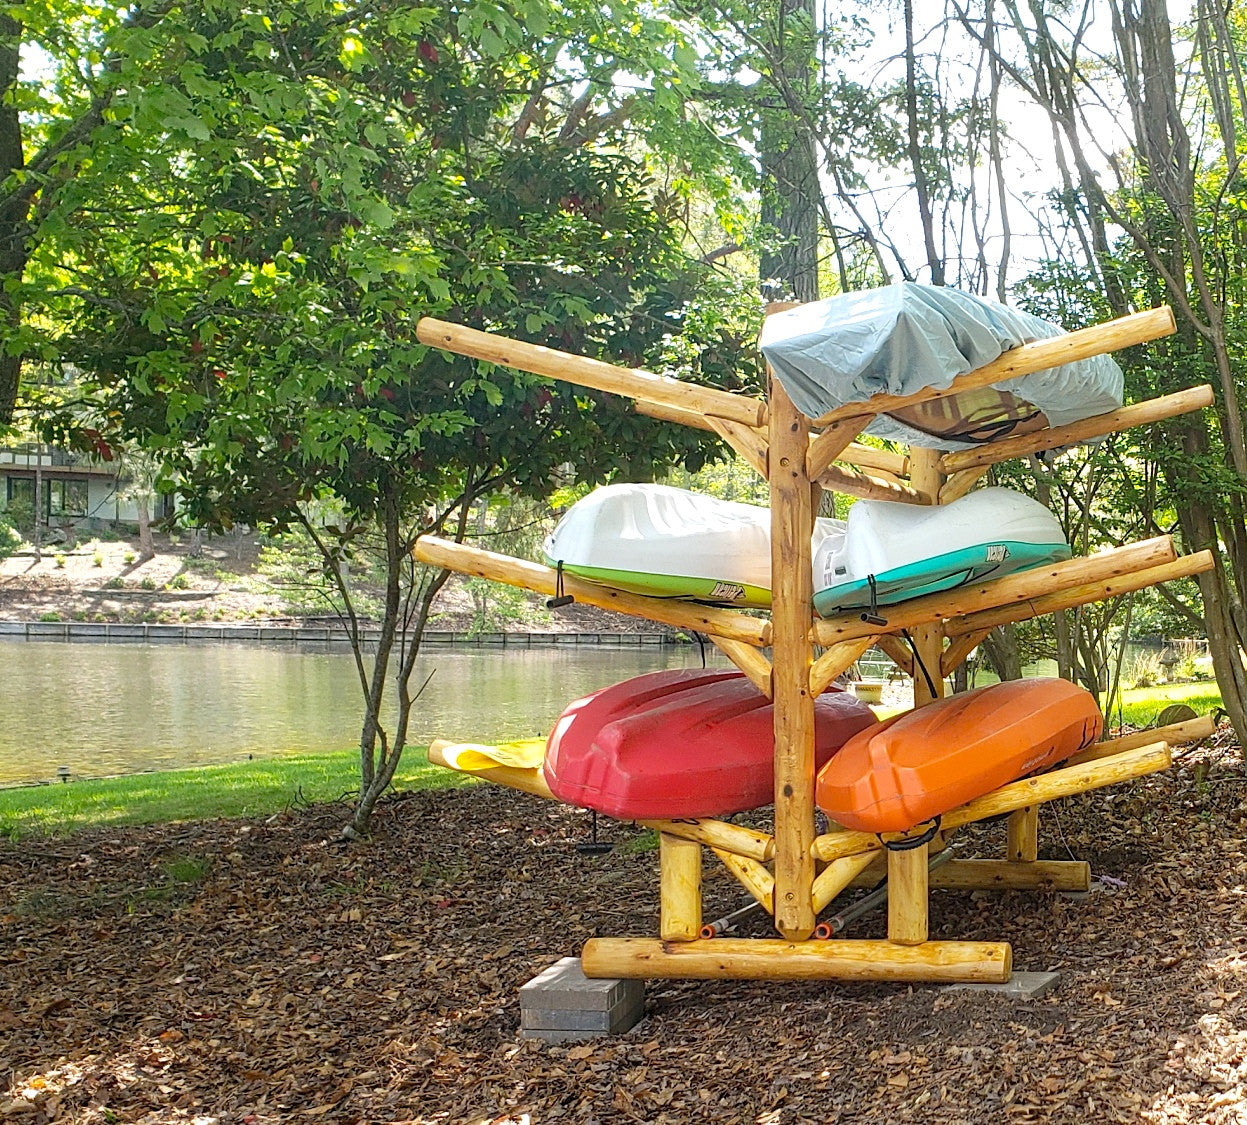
(0, 443, 173, 537)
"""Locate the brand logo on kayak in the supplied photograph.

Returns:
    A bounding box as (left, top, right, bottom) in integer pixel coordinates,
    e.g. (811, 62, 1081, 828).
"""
(709, 582, 746, 601)
(985, 543, 1010, 563)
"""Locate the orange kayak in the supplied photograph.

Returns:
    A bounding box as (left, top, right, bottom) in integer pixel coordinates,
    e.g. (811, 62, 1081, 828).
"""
(815, 679, 1102, 833)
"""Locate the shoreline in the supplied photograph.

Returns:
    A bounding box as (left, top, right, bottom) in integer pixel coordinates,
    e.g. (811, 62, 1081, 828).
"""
(0, 617, 684, 648)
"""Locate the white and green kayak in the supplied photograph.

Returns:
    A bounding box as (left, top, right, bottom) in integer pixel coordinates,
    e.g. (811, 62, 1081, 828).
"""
(811, 487, 1071, 618)
(544, 483, 1069, 615)
(543, 483, 845, 608)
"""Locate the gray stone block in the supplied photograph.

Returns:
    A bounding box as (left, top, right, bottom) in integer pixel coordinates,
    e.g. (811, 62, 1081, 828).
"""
(520, 995, 645, 1032)
(944, 970, 1062, 1001)
(520, 957, 644, 1013)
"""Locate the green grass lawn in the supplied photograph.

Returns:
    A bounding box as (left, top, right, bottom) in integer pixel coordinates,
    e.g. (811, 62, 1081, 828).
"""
(0, 748, 471, 839)
(1110, 680, 1223, 729)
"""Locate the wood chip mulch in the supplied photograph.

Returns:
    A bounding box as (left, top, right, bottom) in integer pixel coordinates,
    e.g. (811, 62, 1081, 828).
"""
(4, 731, 1247, 1124)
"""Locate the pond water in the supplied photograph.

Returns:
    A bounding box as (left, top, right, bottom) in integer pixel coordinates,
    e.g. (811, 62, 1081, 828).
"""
(0, 640, 727, 786)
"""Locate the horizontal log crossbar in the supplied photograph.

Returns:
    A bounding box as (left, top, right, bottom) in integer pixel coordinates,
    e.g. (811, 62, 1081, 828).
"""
(414, 534, 772, 647)
(417, 317, 767, 428)
(930, 859, 1091, 892)
(582, 936, 1012, 982)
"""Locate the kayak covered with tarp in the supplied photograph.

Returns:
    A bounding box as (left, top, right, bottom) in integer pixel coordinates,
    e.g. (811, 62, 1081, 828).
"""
(543, 483, 845, 608)
(815, 678, 1102, 833)
(812, 486, 1071, 617)
(544, 669, 879, 819)
(759, 282, 1123, 449)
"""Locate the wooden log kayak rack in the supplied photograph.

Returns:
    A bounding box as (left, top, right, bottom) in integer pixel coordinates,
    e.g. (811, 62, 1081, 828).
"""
(415, 300, 1220, 985)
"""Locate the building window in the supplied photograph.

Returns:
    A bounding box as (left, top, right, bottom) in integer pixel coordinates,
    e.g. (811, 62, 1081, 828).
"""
(47, 478, 88, 518)
(6, 477, 32, 505)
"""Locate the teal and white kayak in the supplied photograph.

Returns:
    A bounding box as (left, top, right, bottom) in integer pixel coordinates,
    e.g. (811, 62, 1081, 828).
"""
(812, 487, 1070, 618)
(543, 483, 845, 608)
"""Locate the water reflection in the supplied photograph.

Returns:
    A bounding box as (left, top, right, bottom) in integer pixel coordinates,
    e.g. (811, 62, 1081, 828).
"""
(0, 640, 725, 785)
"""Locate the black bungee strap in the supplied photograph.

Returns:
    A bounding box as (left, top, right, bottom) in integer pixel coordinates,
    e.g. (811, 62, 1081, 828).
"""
(546, 559, 575, 609)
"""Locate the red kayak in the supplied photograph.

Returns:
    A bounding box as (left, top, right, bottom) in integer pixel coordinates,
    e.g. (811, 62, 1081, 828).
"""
(816, 678, 1102, 833)
(544, 669, 879, 820)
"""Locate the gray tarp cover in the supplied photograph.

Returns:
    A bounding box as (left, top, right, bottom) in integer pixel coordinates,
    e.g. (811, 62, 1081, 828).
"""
(758, 282, 1124, 449)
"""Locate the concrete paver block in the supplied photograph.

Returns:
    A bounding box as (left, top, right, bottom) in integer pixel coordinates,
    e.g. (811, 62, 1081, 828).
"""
(944, 970, 1062, 1001)
(519, 956, 643, 1012)
(520, 957, 646, 1042)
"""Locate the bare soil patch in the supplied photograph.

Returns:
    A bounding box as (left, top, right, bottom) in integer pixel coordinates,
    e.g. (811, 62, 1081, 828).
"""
(3, 732, 1247, 1123)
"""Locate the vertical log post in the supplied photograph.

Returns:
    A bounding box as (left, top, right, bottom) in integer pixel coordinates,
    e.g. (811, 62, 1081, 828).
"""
(906, 447, 947, 707)
(1006, 807, 1039, 863)
(887, 446, 944, 945)
(659, 833, 702, 941)
(769, 378, 819, 940)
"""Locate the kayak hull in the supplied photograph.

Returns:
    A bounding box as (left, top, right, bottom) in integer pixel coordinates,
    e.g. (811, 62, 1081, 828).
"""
(815, 679, 1102, 833)
(813, 487, 1071, 617)
(545, 669, 879, 820)
(543, 483, 844, 608)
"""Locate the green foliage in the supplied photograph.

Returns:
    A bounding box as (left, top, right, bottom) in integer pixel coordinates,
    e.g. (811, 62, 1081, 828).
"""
(0, 515, 20, 560)
(4, 496, 34, 535)
(10, 0, 765, 834)
(1125, 650, 1164, 689)
(256, 526, 384, 620)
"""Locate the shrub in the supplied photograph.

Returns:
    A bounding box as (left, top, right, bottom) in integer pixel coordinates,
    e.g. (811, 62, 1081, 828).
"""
(1126, 650, 1164, 689)
(0, 516, 19, 560)
(53, 553, 66, 568)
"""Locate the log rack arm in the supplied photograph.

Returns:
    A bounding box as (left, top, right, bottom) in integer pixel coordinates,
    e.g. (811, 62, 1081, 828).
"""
(810, 306, 1176, 428)
(944, 552, 1214, 638)
(1068, 713, 1217, 765)
(811, 741, 1172, 864)
(939, 467, 988, 504)
(939, 385, 1215, 475)
(810, 536, 1178, 647)
(806, 417, 870, 480)
(810, 638, 876, 697)
(710, 636, 773, 698)
(875, 633, 915, 676)
(940, 629, 991, 677)
(414, 534, 772, 648)
(427, 741, 776, 861)
(417, 317, 767, 428)
(814, 463, 930, 505)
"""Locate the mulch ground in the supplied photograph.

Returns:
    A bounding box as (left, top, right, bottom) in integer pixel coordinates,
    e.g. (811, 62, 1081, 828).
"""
(4, 731, 1247, 1124)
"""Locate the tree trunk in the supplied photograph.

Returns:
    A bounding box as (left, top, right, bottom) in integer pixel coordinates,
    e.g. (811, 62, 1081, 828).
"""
(759, 0, 819, 302)
(982, 624, 1023, 681)
(136, 495, 154, 561)
(0, 13, 25, 425)
(903, 0, 944, 286)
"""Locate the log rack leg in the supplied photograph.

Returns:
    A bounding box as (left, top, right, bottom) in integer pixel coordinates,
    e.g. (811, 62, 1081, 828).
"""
(659, 833, 702, 941)
(1007, 806, 1039, 863)
(887, 845, 929, 945)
